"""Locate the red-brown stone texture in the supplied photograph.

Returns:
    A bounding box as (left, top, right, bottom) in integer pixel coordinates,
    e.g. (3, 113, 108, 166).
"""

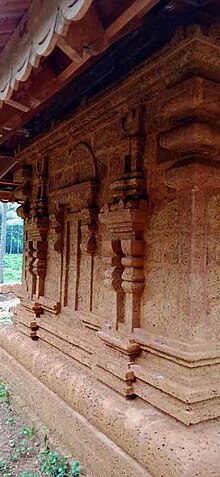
(1, 23, 220, 476)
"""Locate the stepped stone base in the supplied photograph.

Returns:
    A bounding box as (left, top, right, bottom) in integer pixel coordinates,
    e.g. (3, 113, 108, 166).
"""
(0, 325, 219, 477)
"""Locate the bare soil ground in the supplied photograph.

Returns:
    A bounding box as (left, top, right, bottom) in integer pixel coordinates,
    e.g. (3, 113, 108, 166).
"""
(0, 397, 41, 477)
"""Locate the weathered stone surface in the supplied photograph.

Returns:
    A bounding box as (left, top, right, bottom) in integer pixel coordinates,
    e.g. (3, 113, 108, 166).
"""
(2, 22, 220, 476)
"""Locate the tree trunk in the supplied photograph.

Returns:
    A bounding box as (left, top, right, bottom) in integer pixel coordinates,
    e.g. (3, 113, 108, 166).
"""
(0, 203, 8, 283)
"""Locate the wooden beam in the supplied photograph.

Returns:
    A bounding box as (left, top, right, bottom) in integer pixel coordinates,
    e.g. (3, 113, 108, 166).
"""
(57, 52, 89, 83)
(0, 180, 21, 187)
(58, 0, 158, 84)
(0, 0, 160, 146)
(106, 0, 160, 38)
(5, 99, 30, 113)
(0, 156, 17, 179)
(57, 37, 82, 63)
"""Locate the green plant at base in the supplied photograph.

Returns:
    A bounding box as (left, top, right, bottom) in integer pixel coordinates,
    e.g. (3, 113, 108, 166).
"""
(10, 454, 18, 463)
(5, 417, 14, 427)
(20, 472, 39, 477)
(0, 458, 12, 476)
(0, 384, 9, 404)
(39, 438, 81, 477)
(70, 462, 81, 476)
(21, 426, 36, 438)
(16, 439, 28, 455)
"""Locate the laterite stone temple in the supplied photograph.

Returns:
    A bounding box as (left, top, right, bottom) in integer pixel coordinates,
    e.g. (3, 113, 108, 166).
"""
(0, 0, 220, 475)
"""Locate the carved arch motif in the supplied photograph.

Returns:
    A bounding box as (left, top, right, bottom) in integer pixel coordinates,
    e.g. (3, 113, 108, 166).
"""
(77, 141, 98, 181)
(70, 141, 106, 185)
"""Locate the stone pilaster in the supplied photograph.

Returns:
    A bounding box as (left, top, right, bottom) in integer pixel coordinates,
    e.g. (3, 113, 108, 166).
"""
(97, 107, 147, 397)
(132, 75, 220, 424)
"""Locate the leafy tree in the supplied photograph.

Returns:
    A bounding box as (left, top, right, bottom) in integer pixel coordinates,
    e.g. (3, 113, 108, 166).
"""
(0, 202, 23, 283)
(0, 202, 8, 283)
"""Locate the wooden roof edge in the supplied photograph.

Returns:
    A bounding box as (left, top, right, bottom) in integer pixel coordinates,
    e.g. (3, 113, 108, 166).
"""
(0, 0, 160, 104)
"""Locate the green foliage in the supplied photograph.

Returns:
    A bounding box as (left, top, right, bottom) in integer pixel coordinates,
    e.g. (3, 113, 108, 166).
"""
(10, 455, 18, 463)
(0, 383, 9, 404)
(0, 202, 23, 254)
(6, 224, 23, 254)
(20, 472, 39, 477)
(4, 417, 14, 427)
(0, 382, 82, 477)
(70, 462, 81, 476)
(16, 439, 34, 457)
(20, 426, 36, 438)
(0, 458, 12, 477)
(39, 436, 81, 476)
(3, 254, 22, 283)
(0, 458, 12, 476)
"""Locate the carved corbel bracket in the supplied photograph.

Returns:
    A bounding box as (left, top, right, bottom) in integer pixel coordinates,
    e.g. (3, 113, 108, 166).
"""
(15, 164, 32, 218)
(156, 76, 220, 168)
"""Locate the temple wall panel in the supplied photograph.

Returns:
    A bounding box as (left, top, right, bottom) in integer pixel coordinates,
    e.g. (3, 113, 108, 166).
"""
(3, 24, 220, 477)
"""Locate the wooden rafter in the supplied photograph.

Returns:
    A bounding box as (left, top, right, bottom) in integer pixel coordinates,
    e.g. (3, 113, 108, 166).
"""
(5, 99, 30, 113)
(0, 0, 163, 158)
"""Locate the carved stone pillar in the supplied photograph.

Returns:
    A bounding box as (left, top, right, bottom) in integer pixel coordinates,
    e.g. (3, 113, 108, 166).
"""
(13, 157, 49, 339)
(121, 235, 145, 332)
(97, 107, 147, 397)
(131, 75, 220, 425)
(102, 238, 124, 329)
(100, 106, 147, 333)
(100, 194, 147, 334)
(32, 239, 48, 299)
(77, 207, 97, 312)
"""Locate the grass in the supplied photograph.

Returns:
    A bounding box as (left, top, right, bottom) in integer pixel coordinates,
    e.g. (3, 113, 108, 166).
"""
(3, 254, 23, 283)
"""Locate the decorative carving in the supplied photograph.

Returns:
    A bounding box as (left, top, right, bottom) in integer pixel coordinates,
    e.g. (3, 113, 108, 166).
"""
(34, 157, 48, 218)
(25, 239, 35, 296)
(102, 239, 124, 329)
(21, 157, 49, 302)
(15, 164, 32, 218)
(31, 240, 48, 298)
(100, 106, 147, 333)
(30, 321, 39, 341)
(28, 303, 43, 340)
(9, 21, 220, 456)
(76, 207, 98, 313)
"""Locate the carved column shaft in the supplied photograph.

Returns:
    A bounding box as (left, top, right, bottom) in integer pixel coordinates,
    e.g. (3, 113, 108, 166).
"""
(77, 208, 97, 312)
(121, 238, 145, 331)
(102, 239, 124, 329)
